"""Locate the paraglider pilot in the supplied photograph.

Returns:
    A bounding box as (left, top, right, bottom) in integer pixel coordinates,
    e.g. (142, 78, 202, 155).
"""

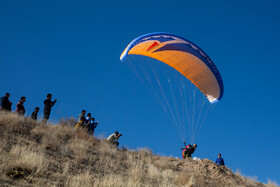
(181, 144, 197, 159)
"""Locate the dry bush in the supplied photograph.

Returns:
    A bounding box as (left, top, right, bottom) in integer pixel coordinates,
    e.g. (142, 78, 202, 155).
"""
(137, 147, 153, 155)
(0, 112, 36, 137)
(266, 179, 279, 187)
(175, 172, 192, 186)
(65, 172, 95, 187)
(152, 155, 183, 172)
(8, 145, 46, 171)
(58, 117, 77, 128)
(69, 136, 90, 162)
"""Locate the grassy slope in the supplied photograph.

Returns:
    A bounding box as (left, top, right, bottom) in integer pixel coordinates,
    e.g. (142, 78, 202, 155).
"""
(0, 111, 275, 187)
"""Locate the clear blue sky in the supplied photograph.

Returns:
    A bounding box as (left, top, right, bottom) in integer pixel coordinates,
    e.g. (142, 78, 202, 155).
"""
(1, 0, 279, 184)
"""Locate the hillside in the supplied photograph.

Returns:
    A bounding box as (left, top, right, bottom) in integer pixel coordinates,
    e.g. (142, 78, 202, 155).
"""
(0, 111, 276, 187)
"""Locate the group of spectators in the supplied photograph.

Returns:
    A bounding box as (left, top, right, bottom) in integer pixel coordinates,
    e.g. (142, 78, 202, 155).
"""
(1, 92, 121, 146)
(75, 110, 123, 146)
(74, 110, 124, 147)
(0, 92, 56, 122)
(75, 110, 99, 136)
(75, 111, 122, 146)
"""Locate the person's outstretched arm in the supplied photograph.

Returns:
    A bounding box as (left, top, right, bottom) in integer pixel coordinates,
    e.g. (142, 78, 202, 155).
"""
(51, 99, 57, 106)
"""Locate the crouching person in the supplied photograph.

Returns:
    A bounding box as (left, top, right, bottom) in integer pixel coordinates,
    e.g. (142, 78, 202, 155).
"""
(107, 131, 122, 147)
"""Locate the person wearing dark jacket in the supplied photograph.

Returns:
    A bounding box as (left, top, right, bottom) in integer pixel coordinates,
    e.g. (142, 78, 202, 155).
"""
(181, 144, 197, 159)
(0, 93, 12, 111)
(31, 107, 40, 120)
(84, 113, 92, 128)
(43, 94, 57, 122)
(16, 96, 26, 115)
(215, 153, 225, 166)
(88, 117, 99, 135)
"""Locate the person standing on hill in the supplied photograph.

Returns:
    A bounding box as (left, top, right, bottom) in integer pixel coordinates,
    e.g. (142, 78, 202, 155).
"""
(43, 93, 57, 122)
(0, 93, 12, 111)
(215, 153, 225, 166)
(75, 117, 86, 129)
(31, 107, 40, 120)
(84, 113, 92, 128)
(16, 96, 26, 115)
(181, 144, 197, 159)
(79, 110, 86, 121)
(88, 117, 99, 135)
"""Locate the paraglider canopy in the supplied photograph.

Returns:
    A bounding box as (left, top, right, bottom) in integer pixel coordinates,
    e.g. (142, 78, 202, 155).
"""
(121, 32, 223, 103)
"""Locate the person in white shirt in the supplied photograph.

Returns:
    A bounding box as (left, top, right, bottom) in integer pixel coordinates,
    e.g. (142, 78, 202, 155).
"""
(107, 131, 122, 147)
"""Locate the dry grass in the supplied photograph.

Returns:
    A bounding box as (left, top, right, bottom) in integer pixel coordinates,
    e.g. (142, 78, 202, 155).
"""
(0, 111, 275, 186)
